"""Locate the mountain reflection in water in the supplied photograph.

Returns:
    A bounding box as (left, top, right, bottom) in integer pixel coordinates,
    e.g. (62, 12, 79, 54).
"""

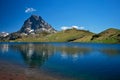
(0, 43, 120, 80)
(10, 43, 55, 68)
(8, 43, 92, 68)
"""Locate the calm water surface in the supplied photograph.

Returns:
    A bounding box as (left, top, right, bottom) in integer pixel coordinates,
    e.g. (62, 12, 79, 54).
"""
(0, 42, 120, 80)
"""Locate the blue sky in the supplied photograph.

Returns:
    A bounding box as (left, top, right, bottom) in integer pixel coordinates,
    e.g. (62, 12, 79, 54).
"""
(0, 0, 120, 33)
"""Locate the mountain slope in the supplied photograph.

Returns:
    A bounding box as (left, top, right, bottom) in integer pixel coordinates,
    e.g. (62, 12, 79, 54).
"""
(43, 28, 93, 42)
(91, 28, 120, 43)
(19, 15, 56, 34)
(15, 28, 94, 42)
(3, 15, 57, 41)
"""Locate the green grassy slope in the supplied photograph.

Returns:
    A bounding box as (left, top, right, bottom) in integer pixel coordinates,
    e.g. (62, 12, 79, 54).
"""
(9, 28, 120, 43)
(91, 28, 120, 43)
(14, 28, 94, 42)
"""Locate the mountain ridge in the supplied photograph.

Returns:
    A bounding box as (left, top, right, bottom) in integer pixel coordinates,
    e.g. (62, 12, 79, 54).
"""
(91, 28, 120, 43)
(0, 15, 120, 43)
(12, 27, 120, 43)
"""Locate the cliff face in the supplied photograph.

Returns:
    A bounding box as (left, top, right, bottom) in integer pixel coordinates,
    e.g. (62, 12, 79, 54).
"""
(19, 15, 56, 34)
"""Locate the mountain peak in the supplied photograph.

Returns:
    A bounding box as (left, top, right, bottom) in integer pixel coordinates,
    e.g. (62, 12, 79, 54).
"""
(30, 15, 42, 21)
(19, 15, 56, 34)
(31, 14, 39, 17)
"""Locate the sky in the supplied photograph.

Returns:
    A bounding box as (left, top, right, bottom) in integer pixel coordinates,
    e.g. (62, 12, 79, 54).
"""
(0, 0, 120, 33)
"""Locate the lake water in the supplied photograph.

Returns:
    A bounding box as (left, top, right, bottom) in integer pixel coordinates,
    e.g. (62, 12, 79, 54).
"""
(0, 42, 120, 80)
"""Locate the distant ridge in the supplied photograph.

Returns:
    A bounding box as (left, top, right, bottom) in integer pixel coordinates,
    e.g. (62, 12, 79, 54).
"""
(91, 28, 120, 43)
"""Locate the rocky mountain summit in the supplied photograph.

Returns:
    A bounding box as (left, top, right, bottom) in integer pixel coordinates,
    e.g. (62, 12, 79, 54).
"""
(19, 15, 56, 34)
(0, 15, 57, 41)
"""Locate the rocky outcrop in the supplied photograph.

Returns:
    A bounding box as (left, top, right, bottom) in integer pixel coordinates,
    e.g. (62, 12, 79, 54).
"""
(0, 32, 9, 37)
(19, 15, 56, 35)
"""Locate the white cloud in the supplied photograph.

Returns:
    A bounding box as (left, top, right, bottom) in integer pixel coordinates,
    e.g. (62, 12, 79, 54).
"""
(79, 26, 85, 30)
(61, 26, 70, 30)
(72, 26, 79, 29)
(61, 25, 85, 30)
(25, 8, 36, 13)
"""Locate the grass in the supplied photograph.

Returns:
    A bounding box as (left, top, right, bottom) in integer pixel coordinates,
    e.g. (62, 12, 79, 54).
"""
(14, 28, 94, 42)
(3, 28, 120, 43)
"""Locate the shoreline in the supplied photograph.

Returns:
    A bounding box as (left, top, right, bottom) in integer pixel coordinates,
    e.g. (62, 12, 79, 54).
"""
(0, 61, 73, 80)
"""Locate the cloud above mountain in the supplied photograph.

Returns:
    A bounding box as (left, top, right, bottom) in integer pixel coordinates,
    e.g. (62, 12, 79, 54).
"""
(61, 26, 85, 30)
(61, 26, 70, 30)
(25, 8, 36, 13)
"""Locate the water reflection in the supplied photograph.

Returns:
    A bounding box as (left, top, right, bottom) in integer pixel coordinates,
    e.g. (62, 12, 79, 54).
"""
(0, 43, 120, 80)
(100, 48, 120, 56)
(0, 43, 93, 68)
(10, 44, 55, 68)
(57, 46, 92, 60)
(1, 43, 120, 68)
(0, 44, 9, 53)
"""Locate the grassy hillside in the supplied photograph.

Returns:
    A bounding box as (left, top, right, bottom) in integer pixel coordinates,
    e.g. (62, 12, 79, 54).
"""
(14, 28, 94, 42)
(45, 28, 94, 42)
(91, 28, 120, 43)
(7, 28, 120, 43)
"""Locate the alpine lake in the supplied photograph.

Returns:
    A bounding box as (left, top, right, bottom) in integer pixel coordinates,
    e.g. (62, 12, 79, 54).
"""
(0, 42, 120, 80)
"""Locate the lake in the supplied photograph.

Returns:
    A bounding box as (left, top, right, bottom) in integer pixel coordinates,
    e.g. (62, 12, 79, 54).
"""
(0, 42, 120, 80)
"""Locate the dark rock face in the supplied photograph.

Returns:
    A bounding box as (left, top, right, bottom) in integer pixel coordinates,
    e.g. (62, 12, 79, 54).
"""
(19, 15, 56, 34)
